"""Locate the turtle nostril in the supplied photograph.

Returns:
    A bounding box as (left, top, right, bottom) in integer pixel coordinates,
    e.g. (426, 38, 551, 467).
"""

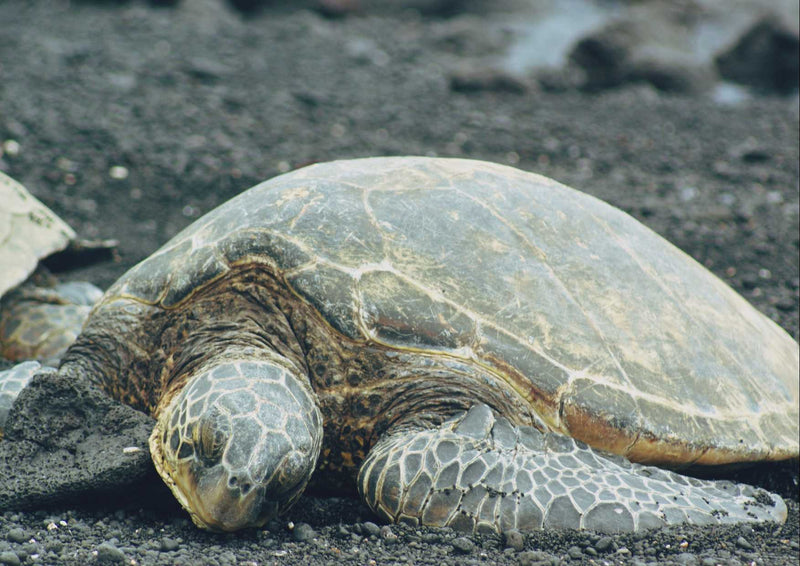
(228, 476, 252, 494)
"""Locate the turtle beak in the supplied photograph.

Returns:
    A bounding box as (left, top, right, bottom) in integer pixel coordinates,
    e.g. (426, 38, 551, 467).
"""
(149, 421, 279, 532)
(175, 464, 277, 532)
(148, 396, 315, 532)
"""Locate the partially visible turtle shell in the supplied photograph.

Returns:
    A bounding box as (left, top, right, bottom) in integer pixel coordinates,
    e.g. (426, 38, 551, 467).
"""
(0, 171, 75, 296)
(101, 157, 799, 468)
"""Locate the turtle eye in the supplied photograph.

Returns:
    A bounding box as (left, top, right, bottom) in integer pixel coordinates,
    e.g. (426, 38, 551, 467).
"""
(193, 413, 226, 464)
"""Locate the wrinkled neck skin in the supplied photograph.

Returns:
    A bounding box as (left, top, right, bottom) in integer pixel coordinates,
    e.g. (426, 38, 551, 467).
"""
(60, 269, 309, 417)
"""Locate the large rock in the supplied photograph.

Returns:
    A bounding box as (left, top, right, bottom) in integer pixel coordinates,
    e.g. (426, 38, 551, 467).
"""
(569, 17, 713, 93)
(715, 17, 800, 94)
(0, 369, 156, 510)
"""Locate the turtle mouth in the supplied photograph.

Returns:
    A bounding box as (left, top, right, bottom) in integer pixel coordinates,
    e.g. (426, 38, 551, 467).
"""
(149, 421, 278, 531)
(174, 466, 277, 532)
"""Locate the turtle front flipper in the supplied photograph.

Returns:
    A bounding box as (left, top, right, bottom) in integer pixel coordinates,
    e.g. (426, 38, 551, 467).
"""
(358, 404, 787, 534)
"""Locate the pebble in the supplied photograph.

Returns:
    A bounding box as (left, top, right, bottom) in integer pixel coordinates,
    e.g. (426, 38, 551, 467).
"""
(567, 545, 583, 559)
(4, 530, 25, 545)
(502, 529, 525, 551)
(675, 552, 698, 565)
(291, 522, 316, 543)
(517, 550, 554, 566)
(596, 535, 615, 552)
(108, 165, 129, 180)
(96, 542, 126, 564)
(1, 139, 20, 157)
(379, 525, 398, 544)
(160, 537, 180, 552)
(361, 521, 381, 537)
(736, 536, 754, 550)
(0, 552, 20, 566)
(451, 536, 475, 554)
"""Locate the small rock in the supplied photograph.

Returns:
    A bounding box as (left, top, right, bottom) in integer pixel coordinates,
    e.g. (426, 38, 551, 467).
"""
(736, 536, 754, 550)
(422, 533, 444, 544)
(675, 552, 698, 565)
(567, 545, 583, 559)
(361, 521, 381, 537)
(108, 166, 129, 180)
(451, 536, 475, 555)
(517, 550, 554, 566)
(596, 536, 615, 552)
(96, 542, 126, 564)
(502, 529, 525, 551)
(291, 522, 316, 543)
(5, 530, 25, 544)
(159, 538, 180, 552)
(701, 557, 719, 566)
(380, 525, 398, 544)
(0, 551, 20, 566)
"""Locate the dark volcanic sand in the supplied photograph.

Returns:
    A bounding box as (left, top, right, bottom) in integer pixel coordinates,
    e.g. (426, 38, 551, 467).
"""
(0, 1, 798, 565)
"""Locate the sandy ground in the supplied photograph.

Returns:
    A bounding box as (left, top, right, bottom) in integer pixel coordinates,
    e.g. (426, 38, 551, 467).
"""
(0, 1, 798, 564)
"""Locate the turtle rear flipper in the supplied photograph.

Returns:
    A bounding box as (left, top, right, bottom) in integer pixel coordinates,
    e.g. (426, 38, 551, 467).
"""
(358, 404, 787, 534)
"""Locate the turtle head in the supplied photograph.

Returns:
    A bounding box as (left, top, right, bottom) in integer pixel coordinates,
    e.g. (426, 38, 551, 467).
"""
(149, 360, 323, 532)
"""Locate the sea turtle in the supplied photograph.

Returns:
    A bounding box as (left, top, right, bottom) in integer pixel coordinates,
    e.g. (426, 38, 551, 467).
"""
(1, 157, 797, 534)
(0, 171, 112, 428)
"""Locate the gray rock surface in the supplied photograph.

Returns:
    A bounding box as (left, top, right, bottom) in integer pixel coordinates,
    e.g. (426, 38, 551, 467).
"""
(715, 16, 800, 93)
(0, 370, 154, 510)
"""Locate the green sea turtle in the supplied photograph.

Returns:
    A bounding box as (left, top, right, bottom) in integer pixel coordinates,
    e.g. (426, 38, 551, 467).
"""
(1, 157, 797, 533)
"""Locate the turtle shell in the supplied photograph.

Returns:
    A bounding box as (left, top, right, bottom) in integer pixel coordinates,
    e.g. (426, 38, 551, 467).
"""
(0, 171, 76, 297)
(104, 157, 799, 467)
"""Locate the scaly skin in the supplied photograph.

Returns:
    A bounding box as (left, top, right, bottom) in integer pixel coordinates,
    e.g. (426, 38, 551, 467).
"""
(150, 357, 323, 532)
(359, 404, 788, 533)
